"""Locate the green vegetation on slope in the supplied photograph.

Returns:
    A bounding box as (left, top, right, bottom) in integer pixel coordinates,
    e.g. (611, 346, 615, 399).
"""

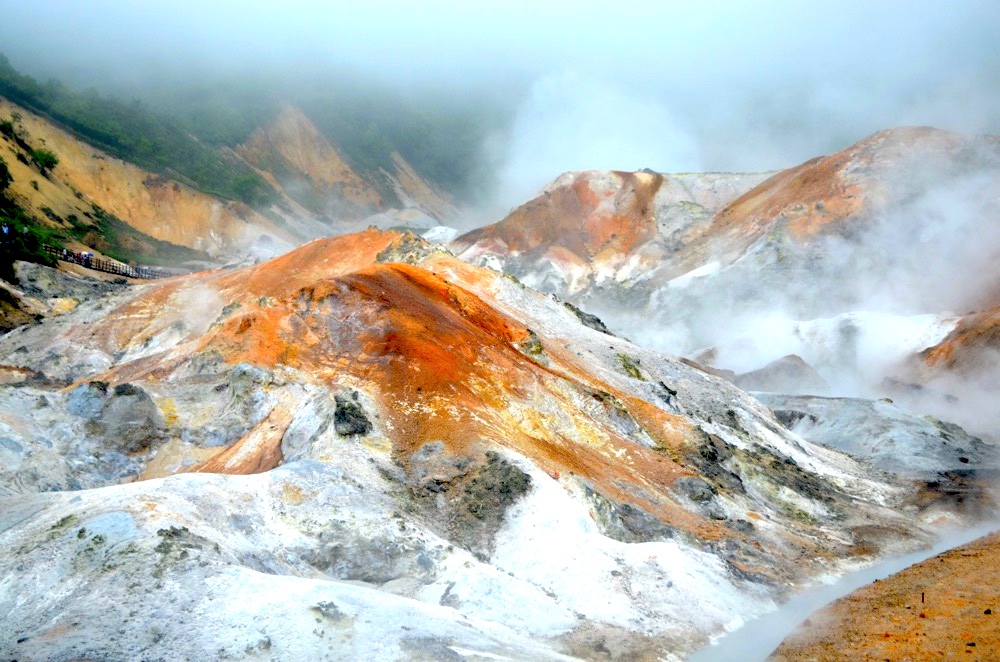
(66, 206, 210, 267)
(0, 54, 514, 214)
(1, 115, 209, 274)
(115, 70, 510, 204)
(0, 54, 273, 206)
(0, 155, 56, 279)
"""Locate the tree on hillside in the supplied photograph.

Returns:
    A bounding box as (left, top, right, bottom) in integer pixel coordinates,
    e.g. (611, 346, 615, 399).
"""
(0, 157, 11, 191)
(30, 148, 58, 176)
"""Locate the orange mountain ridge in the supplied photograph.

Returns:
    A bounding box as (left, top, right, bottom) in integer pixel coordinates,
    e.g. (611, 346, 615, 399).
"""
(455, 127, 993, 294)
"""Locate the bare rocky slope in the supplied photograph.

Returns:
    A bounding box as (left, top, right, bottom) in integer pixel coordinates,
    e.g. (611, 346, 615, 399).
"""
(453, 128, 998, 312)
(0, 98, 295, 258)
(236, 105, 459, 230)
(451, 128, 1000, 439)
(451, 169, 773, 296)
(2, 230, 995, 660)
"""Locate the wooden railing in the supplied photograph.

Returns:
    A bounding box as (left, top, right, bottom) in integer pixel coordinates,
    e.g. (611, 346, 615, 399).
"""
(43, 246, 172, 280)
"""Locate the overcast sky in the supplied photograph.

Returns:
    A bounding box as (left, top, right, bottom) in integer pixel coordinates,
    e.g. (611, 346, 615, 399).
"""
(1, 0, 998, 202)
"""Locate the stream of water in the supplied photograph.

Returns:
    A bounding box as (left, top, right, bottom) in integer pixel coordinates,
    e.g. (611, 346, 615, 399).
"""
(688, 523, 1000, 661)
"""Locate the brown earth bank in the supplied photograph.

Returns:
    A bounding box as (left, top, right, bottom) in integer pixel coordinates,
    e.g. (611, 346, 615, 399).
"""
(771, 530, 1000, 661)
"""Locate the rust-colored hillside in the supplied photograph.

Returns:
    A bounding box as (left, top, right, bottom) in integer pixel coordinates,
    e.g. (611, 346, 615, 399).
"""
(919, 306, 1000, 378)
(455, 127, 992, 289)
(88, 230, 731, 545)
(31, 229, 966, 589)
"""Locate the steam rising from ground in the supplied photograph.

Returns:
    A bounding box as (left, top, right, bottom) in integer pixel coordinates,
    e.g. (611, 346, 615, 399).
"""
(616, 150, 1000, 439)
(173, 283, 225, 337)
(495, 71, 701, 206)
(0, 2, 996, 432)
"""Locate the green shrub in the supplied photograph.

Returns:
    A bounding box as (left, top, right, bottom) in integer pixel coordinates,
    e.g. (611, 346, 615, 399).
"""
(0, 54, 272, 206)
(30, 148, 58, 176)
(0, 157, 10, 191)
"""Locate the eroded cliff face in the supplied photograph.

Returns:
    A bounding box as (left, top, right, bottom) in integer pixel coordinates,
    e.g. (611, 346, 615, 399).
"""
(0, 98, 461, 267)
(1, 230, 994, 660)
(387, 150, 460, 221)
(236, 105, 458, 227)
(237, 105, 384, 214)
(0, 99, 294, 257)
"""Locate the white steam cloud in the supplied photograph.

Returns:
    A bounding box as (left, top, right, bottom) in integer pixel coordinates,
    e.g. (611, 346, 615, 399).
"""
(1, 1, 999, 215)
(609, 141, 1000, 438)
(495, 71, 701, 205)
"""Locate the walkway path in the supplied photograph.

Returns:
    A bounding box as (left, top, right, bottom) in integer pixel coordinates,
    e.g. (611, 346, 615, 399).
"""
(43, 245, 171, 280)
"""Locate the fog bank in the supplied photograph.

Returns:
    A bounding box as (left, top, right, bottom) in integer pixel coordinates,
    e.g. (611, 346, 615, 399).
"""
(1, 1, 998, 209)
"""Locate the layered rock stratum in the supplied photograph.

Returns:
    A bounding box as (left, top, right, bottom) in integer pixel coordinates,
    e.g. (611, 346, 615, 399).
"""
(2, 230, 995, 660)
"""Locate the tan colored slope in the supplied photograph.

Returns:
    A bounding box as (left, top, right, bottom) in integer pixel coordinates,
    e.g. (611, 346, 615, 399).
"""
(237, 104, 381, 211)
(2, 122, 188, 267)
(0, 99, 292, 257)
(237, 105, 458, 222)
(1, 111, 149, 263)
(387, 150, 459, 220)
(772, 531, 1000, 661)
(1, 113, 92, 231)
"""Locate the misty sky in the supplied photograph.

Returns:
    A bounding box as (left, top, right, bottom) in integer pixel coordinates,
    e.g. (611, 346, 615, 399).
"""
(2, 0, 999, 203)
